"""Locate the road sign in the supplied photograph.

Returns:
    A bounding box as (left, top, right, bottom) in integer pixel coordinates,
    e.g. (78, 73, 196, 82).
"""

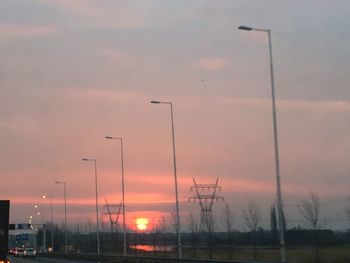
(9, 224, 32, 230)
(15, 233, 29, 241)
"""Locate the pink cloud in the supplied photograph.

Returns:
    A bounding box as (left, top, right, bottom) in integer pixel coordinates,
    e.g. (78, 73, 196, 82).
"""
(39, 0, 105, 17)
(197, 57, 230, 71)
(238, 29, 269, 44)
(38, 0, 152, 30)
(0, 23, 58, 39)
(279, 99, 350, 112)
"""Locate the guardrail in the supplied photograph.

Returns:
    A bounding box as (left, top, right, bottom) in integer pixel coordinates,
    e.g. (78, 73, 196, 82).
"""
(42, 252, 275, 263)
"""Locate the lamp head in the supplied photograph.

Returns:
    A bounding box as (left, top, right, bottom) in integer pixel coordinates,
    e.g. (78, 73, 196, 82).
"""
(238, 25, 253, 31)
(150, 100, 160, 104)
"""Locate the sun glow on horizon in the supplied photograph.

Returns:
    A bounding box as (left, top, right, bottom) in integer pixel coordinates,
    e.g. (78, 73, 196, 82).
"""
(135, 217, 149, 231)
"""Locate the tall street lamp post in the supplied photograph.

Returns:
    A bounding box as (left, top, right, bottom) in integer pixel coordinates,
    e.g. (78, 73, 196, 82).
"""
(238, 25, 287, 262)
(34, 205, 46, 252)
(55, 181, 67, 254)
(42, 194, 54, 251)
(150, 100, 182, 258)
(105, 136, 127, 256)
(82, 158, 100, 256)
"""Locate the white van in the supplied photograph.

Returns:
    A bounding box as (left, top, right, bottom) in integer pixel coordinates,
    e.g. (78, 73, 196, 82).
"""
(24, 248, 36, 258)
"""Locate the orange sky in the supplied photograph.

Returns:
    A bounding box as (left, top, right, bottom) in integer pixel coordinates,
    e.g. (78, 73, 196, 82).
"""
(1, 1, 350, 230)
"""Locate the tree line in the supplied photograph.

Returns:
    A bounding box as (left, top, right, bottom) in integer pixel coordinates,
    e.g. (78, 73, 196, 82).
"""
(34, 193, 350, 262)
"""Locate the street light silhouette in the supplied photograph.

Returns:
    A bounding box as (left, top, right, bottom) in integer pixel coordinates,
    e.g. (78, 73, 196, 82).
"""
(54, 181, 67, 254)
(33, 205, 46, 252)
(82, 158, 100, 256)
(42, 194, 54, 251)
(105, 136, 127, 256)
(150, 100, 182, 258)
(238, 25, 287, 262)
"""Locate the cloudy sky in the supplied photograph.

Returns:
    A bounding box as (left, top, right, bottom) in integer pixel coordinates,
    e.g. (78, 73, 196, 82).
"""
(1, 0, 350, 230)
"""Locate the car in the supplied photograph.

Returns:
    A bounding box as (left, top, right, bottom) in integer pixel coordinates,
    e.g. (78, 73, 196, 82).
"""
(9, 248, 16, 256)
(7, 248, 14, 255)
(0, 258, 11, 263)
(23, 248, 36, 258)
(14, 248, 24, 257)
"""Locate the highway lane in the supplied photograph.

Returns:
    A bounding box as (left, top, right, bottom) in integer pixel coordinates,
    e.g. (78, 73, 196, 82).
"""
(8, 256, 100, 263)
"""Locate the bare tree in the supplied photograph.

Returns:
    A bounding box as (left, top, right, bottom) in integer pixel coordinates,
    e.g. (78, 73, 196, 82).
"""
(298, 193, 321, 263)
(187, 212, 198, 258)
(346, 197, 350, 227)
(151, 224, 158, 257)
(204, 212, 215, 259)
(170, 207, 177, 233)
(158, 216, 167, 256)
(270, 206, 278, 245)
(223, 203, 234, 234)
(223, 203, 235, 259)
(243, 201, 262, 232)
(298, 193, 320, 229)
(243, 201, 262, 261)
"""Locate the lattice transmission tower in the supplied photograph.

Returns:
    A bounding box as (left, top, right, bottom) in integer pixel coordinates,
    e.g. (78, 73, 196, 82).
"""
(103, 199, 122, 233)
(188, 177, 224, 232)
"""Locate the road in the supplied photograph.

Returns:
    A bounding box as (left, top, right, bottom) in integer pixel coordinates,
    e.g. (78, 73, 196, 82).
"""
(8, 256, 100, 263)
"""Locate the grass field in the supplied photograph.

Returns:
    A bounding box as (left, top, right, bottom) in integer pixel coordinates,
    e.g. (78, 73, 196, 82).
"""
(194, 246, 350, 263)
(138, 245, 350, 263)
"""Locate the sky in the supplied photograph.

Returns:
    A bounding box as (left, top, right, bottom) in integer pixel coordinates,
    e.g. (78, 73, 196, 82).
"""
(1, 0, 350, 231)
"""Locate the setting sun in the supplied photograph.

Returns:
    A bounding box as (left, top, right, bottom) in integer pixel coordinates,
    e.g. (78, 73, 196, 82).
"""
(136, 218, 149, 231)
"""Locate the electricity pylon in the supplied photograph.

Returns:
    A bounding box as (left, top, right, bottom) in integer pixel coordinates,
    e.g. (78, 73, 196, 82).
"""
(188, 178, 224, 232)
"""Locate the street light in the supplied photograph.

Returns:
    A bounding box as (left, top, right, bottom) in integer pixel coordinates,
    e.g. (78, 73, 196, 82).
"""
(105, 136, 127, 256)
(33, 205, 46, 252)
(150, 100, 182, 258)
(238, 25, 287, 262)
(82, 158, 100, 256)
(55, 181, 67, 254)
(42, 194, 54, 251)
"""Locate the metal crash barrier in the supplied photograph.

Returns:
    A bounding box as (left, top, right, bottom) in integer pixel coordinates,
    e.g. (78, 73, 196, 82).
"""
(42, 253, 274, 263)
